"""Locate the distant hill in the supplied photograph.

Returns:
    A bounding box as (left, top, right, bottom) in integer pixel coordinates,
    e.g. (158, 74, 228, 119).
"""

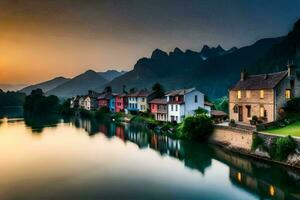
(46, 70, 108, 97)
(98, 70, 127, 81)
(0, 84, 27, 92)
(19, 77, 70, 95)
(107, 37, 283, 98)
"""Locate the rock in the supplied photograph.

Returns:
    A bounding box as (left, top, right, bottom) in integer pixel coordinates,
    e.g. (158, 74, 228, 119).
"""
(254, 148, 271, 158)
(287, 153, 300, 167)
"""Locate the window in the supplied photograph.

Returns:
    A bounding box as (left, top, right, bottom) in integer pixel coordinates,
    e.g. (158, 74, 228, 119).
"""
(175, 105, 178, 111)
(246, 105, 251, 118)
(237, 90, 242, 99)
(285, 89, 291, 99)
(171, 105, 173, 111)
(233, 105, 238, 113)
(142, 98, 145, 102)
(260, 106, 265, 117)
(260, 90, 264, 99)
(246, 90, 251, 98)
(195, 95, 198, 103)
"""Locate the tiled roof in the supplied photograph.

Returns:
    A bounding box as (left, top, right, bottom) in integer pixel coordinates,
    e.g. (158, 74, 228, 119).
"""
(127, 90, 154, 97)
(230, 70, 288, 90)
(211, 110, 228, 116)
(165, 88, 195, 96)
(149, 98, 167, 104)
(204, 101, 213, 106)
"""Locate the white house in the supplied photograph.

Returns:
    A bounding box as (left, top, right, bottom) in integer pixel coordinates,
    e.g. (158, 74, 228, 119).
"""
(127, 92, 139, 112)
(166, 88, 205, 123)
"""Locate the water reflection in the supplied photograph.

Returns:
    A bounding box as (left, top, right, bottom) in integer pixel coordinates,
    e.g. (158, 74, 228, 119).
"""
(0, 114, 299, 200)
(68, 117, 300, 200)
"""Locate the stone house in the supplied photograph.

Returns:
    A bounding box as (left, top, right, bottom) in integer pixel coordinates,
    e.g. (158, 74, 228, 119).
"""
(229, 64, 299, 124)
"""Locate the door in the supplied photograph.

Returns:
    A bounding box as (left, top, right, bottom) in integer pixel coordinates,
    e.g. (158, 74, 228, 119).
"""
(238, 106, 243, 122)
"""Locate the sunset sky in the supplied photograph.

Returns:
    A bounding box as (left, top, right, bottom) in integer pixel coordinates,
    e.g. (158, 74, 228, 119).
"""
(0, 0, 299, 85)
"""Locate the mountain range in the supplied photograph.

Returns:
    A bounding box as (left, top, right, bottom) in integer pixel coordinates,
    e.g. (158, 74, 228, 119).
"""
(18, 18, 300, 99)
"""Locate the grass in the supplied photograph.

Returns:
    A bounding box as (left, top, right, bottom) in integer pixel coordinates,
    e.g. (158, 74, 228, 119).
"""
(266, 121, 300, 137)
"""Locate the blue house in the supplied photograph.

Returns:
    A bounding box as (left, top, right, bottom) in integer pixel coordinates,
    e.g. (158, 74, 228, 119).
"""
(109, 94, 117, 112)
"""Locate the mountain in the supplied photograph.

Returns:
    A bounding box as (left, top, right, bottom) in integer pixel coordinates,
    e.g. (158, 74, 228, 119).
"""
(98, 70, 127, 81)
(0, 84, 27, 92)
(19, 77, 70, 95)
(47, 70, 108, 97)
(107, 37, 283, 98)
(253, 18, 300, 73)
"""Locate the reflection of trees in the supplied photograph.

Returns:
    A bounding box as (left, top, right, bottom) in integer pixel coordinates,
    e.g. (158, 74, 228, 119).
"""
(24, 113, 60, 133)
(180, 141, 213, 175)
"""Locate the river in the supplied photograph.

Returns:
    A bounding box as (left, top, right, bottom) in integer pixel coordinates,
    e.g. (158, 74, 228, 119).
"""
(0, 107, 299, 200)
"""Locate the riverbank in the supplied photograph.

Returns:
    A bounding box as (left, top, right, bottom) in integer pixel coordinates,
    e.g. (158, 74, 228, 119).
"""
(212, 124, 300, 170)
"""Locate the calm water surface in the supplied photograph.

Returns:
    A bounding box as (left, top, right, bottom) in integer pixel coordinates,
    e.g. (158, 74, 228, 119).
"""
(0, 108, 299, 200)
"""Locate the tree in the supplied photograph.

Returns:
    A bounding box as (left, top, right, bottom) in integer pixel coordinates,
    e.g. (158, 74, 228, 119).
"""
(24, 89, 60, 114)
(181, 114, 214, 141)
(104, 86, 112, 93)
(129, 87, 137, 93)
(152, 83, 165, 98)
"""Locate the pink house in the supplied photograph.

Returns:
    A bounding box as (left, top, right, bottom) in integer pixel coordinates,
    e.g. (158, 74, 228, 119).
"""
(115, 93, 127, 112)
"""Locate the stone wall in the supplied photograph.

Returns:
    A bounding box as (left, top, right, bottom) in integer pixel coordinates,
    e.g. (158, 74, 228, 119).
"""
(211, 125, 253, 151)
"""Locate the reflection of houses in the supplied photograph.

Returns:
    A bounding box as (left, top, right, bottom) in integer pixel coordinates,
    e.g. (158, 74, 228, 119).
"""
(166, 88, 205, 123)
(229, 64, 299, 123)
(116, 126, 125, 141)
(149, 98, 168, 121)
(230, 168, 285, 200)
(127, 128, 149, 148)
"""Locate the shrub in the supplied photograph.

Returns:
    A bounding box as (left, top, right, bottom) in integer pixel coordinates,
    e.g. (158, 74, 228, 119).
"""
(285, 97, 300, 112)
(195, 107, 208, 115)
(99, 107, 110, 113)
(274, 136, 296, 161)
(251, 135, 264, 151)
(181, 114, 214, 141)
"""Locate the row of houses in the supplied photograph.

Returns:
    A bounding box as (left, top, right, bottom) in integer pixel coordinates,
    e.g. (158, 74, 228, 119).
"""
(70, 88, 212, 123)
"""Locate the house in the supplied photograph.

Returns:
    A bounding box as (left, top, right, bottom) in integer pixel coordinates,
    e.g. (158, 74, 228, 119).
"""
(115, 93, 127, 112)
(166, 88, 205, 123)
(83, 90, 101, 111)
(204, 101, 213, 116)
(229, 64, 299, 124)
(127, 92, 139, 112)
(126, 90, 156, 113)
(70, 96, 80, 109)
(109, 93, 117, 112)
(137, 90, 156, 112)
(149, 98, 168, 121)
(78, 96, 86, 109)
(98, 93, 111, 110)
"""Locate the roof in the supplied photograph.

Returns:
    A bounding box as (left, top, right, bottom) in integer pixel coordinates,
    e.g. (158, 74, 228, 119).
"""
(211, 110, 228, 116)
(165, 88, 195, 96)
(149, 98, 167, 104)
(230, 70, 288, 90)
(204, 101, 213, 106)
(167, 100, 185, 105)
(98, 93, 114, 100)
(127, 90, 154, 97)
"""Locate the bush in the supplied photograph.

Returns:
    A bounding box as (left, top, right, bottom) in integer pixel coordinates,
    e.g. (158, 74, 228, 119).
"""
(251, 135, 264, 150)
(274, 136, 296, 161)
(195, 107, 208, 115)
(181, 114, 214, 141)
(99, 107, 110, 113)
(285, 97, 300, 112)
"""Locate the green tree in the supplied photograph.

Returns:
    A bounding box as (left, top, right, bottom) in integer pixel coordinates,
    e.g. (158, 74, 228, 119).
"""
(181, 114, 214, 141)
(152, 83, 165, 98)
(104, 86, 112, 93)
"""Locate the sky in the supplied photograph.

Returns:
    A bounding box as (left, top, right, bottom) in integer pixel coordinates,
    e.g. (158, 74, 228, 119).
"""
(0, 0, 299, 85)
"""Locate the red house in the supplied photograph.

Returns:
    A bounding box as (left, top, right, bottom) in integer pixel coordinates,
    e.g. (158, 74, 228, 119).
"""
(149, 98, 168, 121)
(115, 93, 127, 112)
(98, 93, 110, 109)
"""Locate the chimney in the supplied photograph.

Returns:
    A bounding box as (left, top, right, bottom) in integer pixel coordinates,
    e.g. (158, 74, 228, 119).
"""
(287, 62, 296, 78)
(241, 69, 246, 81)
